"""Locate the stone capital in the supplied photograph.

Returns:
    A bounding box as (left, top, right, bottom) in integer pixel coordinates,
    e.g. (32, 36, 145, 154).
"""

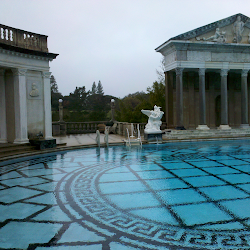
(175, 68, 184, 76)
(242, 69, 249, 78)
(12, 68, 27, 76)
(0, 68, 5, 76)
(199, 68, 206, 76)
(42, 71, 51, 79)
(220, 69, 229, 77)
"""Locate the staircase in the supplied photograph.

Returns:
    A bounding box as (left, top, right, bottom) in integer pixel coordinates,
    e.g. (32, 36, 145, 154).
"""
(0, 143, 37, 161)
(163, 128, 250, 141)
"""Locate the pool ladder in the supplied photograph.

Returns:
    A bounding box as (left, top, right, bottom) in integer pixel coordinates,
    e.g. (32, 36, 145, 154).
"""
(125, 126, 142, 148)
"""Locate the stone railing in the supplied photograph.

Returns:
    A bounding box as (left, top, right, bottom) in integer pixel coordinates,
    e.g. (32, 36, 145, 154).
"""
(116, 122, 146, 136)
(52, 121, 108, 135)
(52, 121, 167, 136)
(0, 24, 48, 52)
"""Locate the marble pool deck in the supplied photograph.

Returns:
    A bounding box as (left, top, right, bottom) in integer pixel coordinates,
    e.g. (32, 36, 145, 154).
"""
(1, 138, 250, 249)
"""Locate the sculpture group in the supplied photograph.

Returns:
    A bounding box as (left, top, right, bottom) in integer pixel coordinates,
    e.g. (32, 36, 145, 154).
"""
(141, 105, 164, 133)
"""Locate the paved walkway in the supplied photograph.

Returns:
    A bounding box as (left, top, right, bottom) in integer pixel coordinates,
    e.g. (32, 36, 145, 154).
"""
(54, 134, 125, 147)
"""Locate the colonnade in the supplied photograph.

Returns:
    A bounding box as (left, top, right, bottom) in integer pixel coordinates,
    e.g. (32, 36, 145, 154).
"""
(165, 68, 249, 130)
(0, 68, 52, 143)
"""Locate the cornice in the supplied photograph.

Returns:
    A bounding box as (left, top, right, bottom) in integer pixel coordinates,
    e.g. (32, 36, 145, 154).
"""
(157, 40, 250, 55)
(0, 48, 52, 61)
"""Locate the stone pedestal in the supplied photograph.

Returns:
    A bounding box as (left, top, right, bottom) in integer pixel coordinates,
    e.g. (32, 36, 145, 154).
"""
(144, 131, 163, 142)
(196, 125, 210, 130)
(29, 138, 56, 150)
(240, 124, 250, 129)
(218, 124, 232, 130)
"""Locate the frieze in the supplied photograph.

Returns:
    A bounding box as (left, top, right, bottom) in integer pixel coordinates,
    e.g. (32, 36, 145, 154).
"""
(169, 13, 249, 41)
(187, 51, 211, 62)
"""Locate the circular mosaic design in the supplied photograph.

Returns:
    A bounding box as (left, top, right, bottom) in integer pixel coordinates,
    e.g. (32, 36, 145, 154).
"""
(56, 143, 250, 249)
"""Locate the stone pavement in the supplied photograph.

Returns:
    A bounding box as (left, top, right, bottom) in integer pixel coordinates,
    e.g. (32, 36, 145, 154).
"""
(54, 133, 125, 147)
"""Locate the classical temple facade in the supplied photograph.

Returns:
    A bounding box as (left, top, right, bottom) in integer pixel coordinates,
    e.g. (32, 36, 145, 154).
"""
(156, 13, 250, 130)
(0, 24, 58, 143)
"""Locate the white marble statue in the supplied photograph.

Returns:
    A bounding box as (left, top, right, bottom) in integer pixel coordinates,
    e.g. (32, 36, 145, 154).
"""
(141, 105, 164, 133)
(196, 28, 226, 43)
(233, 16, 245, 43)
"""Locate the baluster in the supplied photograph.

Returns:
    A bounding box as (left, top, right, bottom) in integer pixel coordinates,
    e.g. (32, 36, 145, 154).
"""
(10, 30, 13, 41)
(8, 29, 11, 41)
(3, 29, 6, 40)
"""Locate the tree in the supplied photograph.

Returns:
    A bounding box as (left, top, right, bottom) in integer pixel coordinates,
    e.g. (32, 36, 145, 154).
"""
(97, 80, 104, 95)
(50, 75, 59, 93)
(65, 86, 89, 111)
(91, 82, 97, 94)
(156, 56, 165, 84)
(116, 91, 150, 123)
(50, 75, 63, 111)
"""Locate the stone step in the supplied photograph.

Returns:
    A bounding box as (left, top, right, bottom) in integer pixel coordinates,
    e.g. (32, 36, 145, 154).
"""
(163, 129, 250, 141)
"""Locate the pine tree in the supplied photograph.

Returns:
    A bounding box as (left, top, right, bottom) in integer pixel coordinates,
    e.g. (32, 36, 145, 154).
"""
(97, 80, 104, 95)
(91, 82, 97, 94)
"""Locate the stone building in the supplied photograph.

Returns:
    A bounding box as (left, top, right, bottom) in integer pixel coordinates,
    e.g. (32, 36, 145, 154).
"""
(156, 13, 250, 130)
(0, 24, 58, 143)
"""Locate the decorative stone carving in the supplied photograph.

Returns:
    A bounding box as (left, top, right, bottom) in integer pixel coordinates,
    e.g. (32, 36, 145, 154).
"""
(141, 105, 164, 133)
(199, 68, 206, 76)
(12, 68, 27, 76)
(175, 67, 184, 76)
(220, 69, 229, 77)
(242, 69, 249, 77)
(29, 83, 39, 97)
(42, 71, 51, 78)
(0, 69, 5, 76)
(233, 16, 245, 43)
(196, 28, 226, 43)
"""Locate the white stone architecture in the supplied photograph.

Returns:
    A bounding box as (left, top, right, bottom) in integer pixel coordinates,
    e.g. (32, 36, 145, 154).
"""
(0, 24, 58, 143)
(156, 13, 250, 130)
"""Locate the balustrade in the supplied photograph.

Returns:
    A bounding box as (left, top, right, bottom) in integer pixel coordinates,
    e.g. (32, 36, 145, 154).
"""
(0, 24, 48, 52)
(52, 121, 147, 136)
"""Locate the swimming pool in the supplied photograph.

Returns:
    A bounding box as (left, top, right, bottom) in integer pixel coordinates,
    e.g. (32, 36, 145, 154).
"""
(1, 140, 250, 249)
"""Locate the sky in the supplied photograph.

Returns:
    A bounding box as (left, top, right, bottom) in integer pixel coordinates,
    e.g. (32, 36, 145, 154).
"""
(0, 0, 249, 98)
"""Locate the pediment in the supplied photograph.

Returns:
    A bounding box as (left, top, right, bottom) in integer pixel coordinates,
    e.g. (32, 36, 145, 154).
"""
(170, 13, 250, 45)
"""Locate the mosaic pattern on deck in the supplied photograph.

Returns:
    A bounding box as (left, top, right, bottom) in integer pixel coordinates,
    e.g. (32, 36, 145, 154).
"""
(1, 141, 250, 249)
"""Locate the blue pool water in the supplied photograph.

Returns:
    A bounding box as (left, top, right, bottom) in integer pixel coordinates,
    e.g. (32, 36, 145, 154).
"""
(1, 140, 250, 249)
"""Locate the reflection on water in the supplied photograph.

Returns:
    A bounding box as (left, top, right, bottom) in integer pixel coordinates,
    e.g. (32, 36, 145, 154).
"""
(1, 139, 250, 249)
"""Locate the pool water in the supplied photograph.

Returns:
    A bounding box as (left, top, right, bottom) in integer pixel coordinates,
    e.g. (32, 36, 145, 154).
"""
(1, 140, 250, 249)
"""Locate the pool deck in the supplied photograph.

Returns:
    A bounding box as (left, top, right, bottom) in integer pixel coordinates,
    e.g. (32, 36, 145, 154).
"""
(54, 133, 125, 147)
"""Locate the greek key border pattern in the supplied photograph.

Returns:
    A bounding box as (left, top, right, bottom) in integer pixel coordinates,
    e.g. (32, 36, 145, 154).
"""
(60, 158, 250, 249)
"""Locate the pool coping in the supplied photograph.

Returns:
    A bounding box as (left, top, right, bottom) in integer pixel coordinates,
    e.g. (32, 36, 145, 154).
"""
(1, 135, 250, 165)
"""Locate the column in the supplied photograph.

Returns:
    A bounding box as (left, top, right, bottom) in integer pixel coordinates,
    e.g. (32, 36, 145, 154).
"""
(240, 69, 249, 128)
(0, 69, 7, 143)
(209, 73, 215, 128)
(43, 71, 53, 139)
(168, 71, 174, 128)
(164, 71, 168, 125)
(175, 67, 185, 129)
(219, 69, 231, 129)
(188, 72, 195, 129)
(12, 68, 29, 143)
(197, 68, 209, 130)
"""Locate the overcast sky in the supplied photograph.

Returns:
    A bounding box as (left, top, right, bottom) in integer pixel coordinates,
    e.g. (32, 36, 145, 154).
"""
(0, 0, 249, 98)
